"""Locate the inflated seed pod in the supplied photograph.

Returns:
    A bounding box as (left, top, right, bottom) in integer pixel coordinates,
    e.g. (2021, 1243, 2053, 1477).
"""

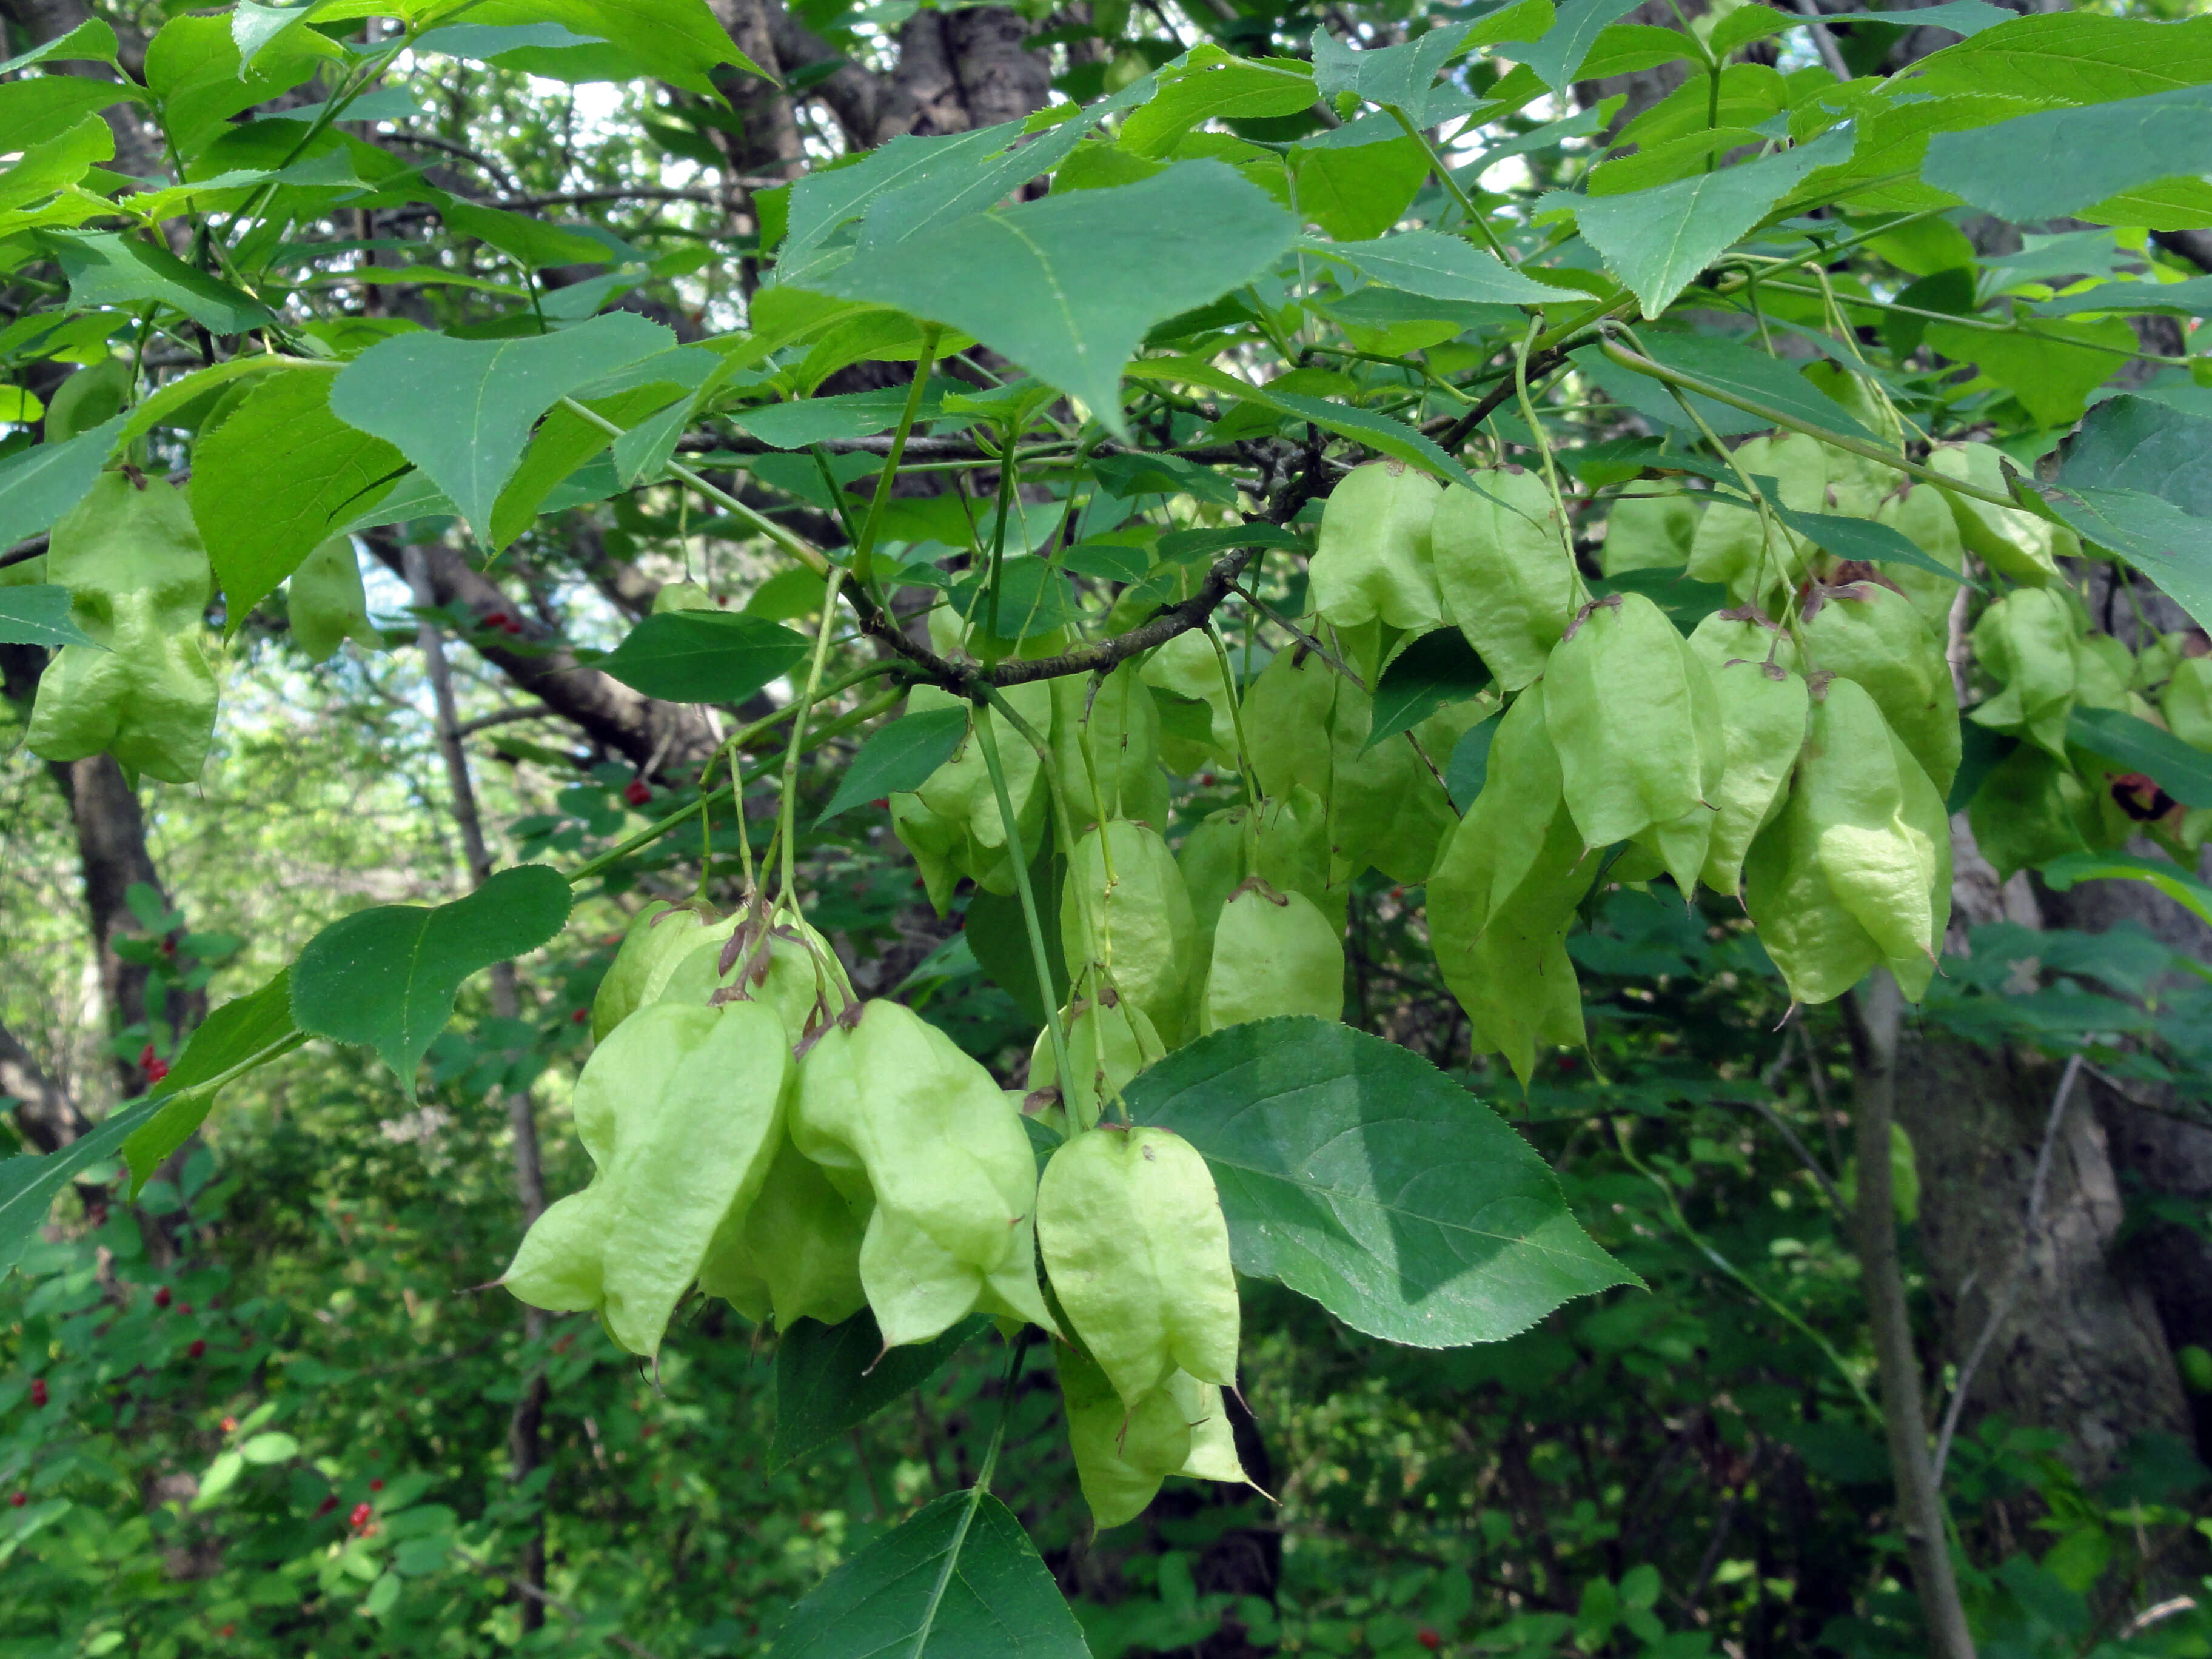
(652, 580, 716, 613)
(1027, 988, 1166, 1131)
(2165, 656, 2212, 751)
(1965, 743, 2102, 882)
(590, 900, 730, 1042)
(893, 681, 1055, 905)
(1741, 786, 1883, 1008)
(1139, 629, 1241, 774)
(1057, 1346, 1245, 1529)
(503, 1001, 791, 1358)
(696, 1136, 870, 1330)
(1795, 677, 1946, 997)
(287, 537, 381, 663)
(1061, 819, 1198, 1047)
(1544, 592, 1723, 890)
(1871, 486, 1969, 632)
(1199, 881, 1343, 1033)
(1800, 579, 1960, 797)
(1310, 460, 1446, 633)
(660, 908, 856, 1044)
(1426, 683, 1592, 1084)
(1685, 611, 1808, 898)
(1037, 1125, 1238, 1410)
(1684, 434, 1827, 602)
(1927, 443, 2078, 585)
(25, 474, 218, 785)
(792, 999, 1051, 1345)
(1969, 587, 2079, 757)
(1053, 659, 1170, 831)
(1430, 466, 1572, 692)
(1805, 361, 1905, 521)
(1599, 491, 1697, 576)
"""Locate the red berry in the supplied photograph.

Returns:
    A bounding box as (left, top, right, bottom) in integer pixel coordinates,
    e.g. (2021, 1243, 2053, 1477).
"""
(28, 1379, 47, 1407)
(369, 1478, 383, 1492)
(501, 618, 526, 635)
(218, 1626, 235, 1639)
(188, 1339, 206, 1359)
(1417, 1631, 1443, 1652)
(349, 1502, 372, 1529)
(221, 1416, 236, 1433)
(571, 1008, 589, 1024)
(481, 610, 509, 629)
(314, 1495, 338, 1518)
(623, 777, 652, 806)
(138, 1043, 169, 1084)
(177, 1302, 193, 1316)
(154, 1287, 172, 1309)
(8, 1492, 23, 1507)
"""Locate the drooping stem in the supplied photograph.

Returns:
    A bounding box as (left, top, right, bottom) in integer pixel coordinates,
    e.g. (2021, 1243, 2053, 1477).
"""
(973, 708, 1077, 1126)
(777, 568, 851, 911)
(852, 325, 941, 594)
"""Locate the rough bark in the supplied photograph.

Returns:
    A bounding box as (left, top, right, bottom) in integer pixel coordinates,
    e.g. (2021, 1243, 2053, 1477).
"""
(0, 1019, 84, 1152)
(365, 532, 718, 778)
(1895, 1035, 2191, 1480)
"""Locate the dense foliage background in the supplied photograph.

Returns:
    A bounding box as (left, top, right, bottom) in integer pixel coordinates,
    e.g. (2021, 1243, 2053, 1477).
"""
(4, 0, 2212, 1654)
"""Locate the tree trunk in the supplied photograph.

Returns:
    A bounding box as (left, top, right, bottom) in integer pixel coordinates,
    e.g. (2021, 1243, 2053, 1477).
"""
(403, 548, 551, 1631)
(1846, 973, 1979, 1659)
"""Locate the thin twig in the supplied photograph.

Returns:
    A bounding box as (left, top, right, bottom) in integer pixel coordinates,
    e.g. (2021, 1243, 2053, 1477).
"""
(450, 1549, 669, 1659)
(1930, 1054, 2083, 1487)
(455, 703, 557, 736)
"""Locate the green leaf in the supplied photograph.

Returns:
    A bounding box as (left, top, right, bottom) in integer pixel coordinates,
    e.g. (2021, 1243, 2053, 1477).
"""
(0, 118, 110, 216)
(2043, 486, 2212, 632)
(1922, 84, 2212, 223)
(191, 369, 400, 628)
(2033, 275, 2212, 320)
(1444, 714, 1497, 814)
(44, 232, 274, 335)
(2068, 707, 2212, 809)
(441, 201, 611, 271)
(0, 413, 125, 548)
(773, 1487, 1090, 1659)
(1292, 135, 1430, 243)
(0, 1095, 159, 1279)
(735, 384, 948, 450)
(1310, 22, 1476, 123)
(1623, 330, 1879, 442)
(1120, 51, 1316, 158)
(1264, 389, 1487, 494)
(1925, 313, 2135, 428)
(1572, 133, 1848, 317)
(1365, 629, 1490, 752)
(290, 865, 573, 1099)
(1757, 487, 1974, 588)
(117, 357, 293, 446)
(238, 1431, 300, 1464)
(2040, 850, 2212, 931)
(1313, 230, 1560, 307)
(798, 162, 1296, 439)
(1571, 344, 1767, 438)
(1155, 523, 1307, 563)
(0, 584, 96, 648)
(780, 122, 1027, 287)
(771, 1312, 988, 1470)
(1507, 0, 1646, 92)
(0, 75, 142, 157)
(1899, 11, 2212, 107)
(592, 609, 810, 703)
(329, 312, 673, 543)
(2058, 394, 2212, 514)
(1127, 1016, 1637, 1346)
(817, 705, 970, 824)
(122, 970, 295, 1195)
(447, 0, 765, 93)
(0, 17, 119, 75)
